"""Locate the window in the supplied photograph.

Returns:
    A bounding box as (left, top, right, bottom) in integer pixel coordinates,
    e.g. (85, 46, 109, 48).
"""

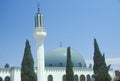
(0, 77, 3, 81)
(74, 75, 78, 81)
(5, 76, 10, 81)
(87, 75, 91, 81)
(80, 75, 85, 81)
(48, 75, 53, 81)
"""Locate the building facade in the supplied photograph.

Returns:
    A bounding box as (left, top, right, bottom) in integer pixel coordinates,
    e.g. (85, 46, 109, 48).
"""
(0, 6, 115, 81)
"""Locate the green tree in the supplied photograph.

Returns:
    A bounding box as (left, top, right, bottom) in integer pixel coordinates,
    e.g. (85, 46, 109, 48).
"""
(93, 39, 103, 74)
(93, 38, 111, 81)
(21, 40, 37, 81)
(66, 47, 74, 81)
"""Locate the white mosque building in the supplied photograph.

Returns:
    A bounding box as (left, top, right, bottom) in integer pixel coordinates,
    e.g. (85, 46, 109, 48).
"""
(0, 6, 115, 81)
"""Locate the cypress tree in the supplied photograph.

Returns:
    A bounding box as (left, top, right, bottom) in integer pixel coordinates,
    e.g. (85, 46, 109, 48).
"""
(21, 40, 37, 81)
(93, 38, 111, 81)
(66, 47, 74, 81)
(93, 39, 103, 74)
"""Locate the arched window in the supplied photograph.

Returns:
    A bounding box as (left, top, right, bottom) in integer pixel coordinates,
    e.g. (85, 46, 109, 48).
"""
(87, 75, 91, 81)
(48, 75, 53, 81)
(5, 76, 10, 81)
(63, 75, 66, 81)
(0, 77, 3, 81)
(74, 75, 78, 81)
(80, 75, 85, 81)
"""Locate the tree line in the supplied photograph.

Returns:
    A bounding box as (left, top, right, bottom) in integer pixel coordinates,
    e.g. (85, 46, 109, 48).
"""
(21, 39, 111, 81)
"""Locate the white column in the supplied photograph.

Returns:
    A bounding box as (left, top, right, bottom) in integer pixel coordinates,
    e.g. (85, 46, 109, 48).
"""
(36, 39, 45, 81)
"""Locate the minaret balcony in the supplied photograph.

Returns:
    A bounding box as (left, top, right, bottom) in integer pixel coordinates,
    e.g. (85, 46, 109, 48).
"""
(33, 27, 47, 40)
(37, 28, 46, 32)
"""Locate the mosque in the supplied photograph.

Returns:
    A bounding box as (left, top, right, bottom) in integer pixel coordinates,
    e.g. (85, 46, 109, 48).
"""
(0, 5, 115, 81)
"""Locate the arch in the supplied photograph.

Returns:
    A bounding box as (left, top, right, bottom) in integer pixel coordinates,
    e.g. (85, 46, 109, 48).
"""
(48, 75, 53, 81)
(5, 76, 10, 81)
(74, 75, 78, 81)
(63, 75, 66, 81)
(87, 75, 91, 81)
(80, 75, 85, 81)
(0, 77, 3, 81)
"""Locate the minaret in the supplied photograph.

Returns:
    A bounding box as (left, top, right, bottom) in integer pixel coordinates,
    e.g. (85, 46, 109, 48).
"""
(33, 4, 46, 81)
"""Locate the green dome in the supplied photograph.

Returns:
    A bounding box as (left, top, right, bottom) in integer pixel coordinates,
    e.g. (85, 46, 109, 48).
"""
(45, 47, 86, 67)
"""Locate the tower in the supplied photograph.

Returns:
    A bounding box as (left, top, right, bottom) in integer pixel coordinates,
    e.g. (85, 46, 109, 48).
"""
(33, 5, 46, 81)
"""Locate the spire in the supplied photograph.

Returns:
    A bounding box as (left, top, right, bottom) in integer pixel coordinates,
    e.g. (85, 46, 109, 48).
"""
(35, 2, 44, 28)
(37, 2, 40, 13)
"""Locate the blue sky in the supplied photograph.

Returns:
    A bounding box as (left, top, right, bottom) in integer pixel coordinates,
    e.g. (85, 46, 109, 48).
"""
(0, 0, 120, 67)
